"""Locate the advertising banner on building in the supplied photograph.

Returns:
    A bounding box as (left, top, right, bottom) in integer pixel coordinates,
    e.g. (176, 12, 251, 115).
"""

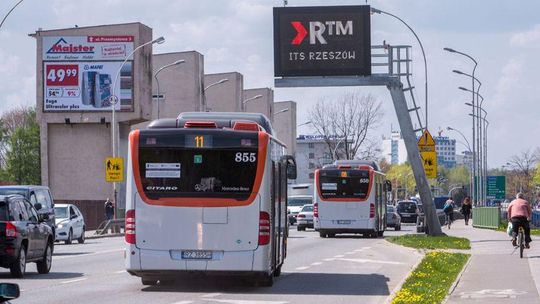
(42, 36, 134, 112)
(273, 5, 371, 77)
(43, 36, 134, 61)
(43, 61, 132, 111)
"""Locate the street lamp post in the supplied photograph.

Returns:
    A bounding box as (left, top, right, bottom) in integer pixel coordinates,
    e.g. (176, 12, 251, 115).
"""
(297, 121, 312, 127)
(0, 0, 24, 30)
(154, 59, 185, 119)
(242, 94, 263, 112)
(274, 108, 289, 115)
(371, 7, 429, 131)
(445, 47, 479, 204)
(109, 36, 164, 217)
(202, 78, 228, 111)
(447, 126, 473, 198)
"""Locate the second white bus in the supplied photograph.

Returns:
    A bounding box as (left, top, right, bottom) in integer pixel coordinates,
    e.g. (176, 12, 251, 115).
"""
(314, 160, 390, 238)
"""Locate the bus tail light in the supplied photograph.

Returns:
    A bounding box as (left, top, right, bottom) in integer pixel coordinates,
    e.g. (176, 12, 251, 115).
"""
(369, 204, 375, 218)
(314, 203, 319, 218)
(258, 211, 270, 245)
(297, 214, 306, 218)
(125, 209, 136, 244)
(233, 121, 261, 132)
(5, 222, 17, 238)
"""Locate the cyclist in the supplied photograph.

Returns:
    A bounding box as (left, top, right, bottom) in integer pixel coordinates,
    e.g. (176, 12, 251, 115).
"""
(507, 192, 532, 248)
(443, 197, 455, 229)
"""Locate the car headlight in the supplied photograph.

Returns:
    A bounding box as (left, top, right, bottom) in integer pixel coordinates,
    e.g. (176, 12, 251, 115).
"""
(57, 224, 64, 228)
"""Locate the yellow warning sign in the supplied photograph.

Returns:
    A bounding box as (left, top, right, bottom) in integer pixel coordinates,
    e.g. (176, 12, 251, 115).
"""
(420, 151, 437, 179)
(105, 157, 124, 182)
(418, 129, 435, 151)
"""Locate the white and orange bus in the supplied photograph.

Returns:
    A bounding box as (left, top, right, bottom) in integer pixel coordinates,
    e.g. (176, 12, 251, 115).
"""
(124, 112, 296, 286)
(313, 160, 390, 238)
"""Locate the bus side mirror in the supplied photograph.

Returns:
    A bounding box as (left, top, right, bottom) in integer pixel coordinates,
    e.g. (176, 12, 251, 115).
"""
(281, 155, 297, 180)
(385, 180, 392, 192)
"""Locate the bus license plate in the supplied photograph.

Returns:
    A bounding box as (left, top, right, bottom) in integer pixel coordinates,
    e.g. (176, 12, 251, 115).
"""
(181, 250, 213, 260)
(337, 220, 351, 224)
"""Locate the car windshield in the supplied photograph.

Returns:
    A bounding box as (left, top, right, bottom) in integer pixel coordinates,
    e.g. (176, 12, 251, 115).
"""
(301, 205, 314, 212)
(387, 206, 394, 213)
(55, 207, 68, 219)
(397, 202, 417, 213)
(289, 198, 312, 207)
(318, 169, 370, 199)
(0, 189, 27, 198)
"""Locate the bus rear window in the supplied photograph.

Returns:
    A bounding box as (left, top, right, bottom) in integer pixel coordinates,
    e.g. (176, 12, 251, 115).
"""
(318, 169, 370, 200)
(138, 130, 259, 200)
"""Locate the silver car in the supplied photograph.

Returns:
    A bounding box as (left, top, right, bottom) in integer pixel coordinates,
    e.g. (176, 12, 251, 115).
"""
(54, 204, 85, 244)
(386, 205, 401, 231)
(297, 204, 314, 231)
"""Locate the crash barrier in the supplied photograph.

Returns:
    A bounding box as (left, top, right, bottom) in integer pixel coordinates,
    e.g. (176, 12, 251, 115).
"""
(95, 219, 125, 235)
(472, 207, 500, 229)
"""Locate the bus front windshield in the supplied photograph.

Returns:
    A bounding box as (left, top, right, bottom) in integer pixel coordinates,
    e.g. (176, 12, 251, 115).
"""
(318, 169, 370, 200)
(138, 130, 260, 201)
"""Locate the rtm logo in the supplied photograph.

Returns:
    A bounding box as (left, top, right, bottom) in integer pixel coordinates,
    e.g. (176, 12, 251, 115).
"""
(291, 20, 353, 45)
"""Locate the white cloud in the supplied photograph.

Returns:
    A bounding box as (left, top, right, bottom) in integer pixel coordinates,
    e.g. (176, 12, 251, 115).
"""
(510, 24, 540, 47)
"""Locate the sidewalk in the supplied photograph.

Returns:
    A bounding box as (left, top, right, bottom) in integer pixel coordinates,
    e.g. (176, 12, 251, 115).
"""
(84, 229, 124, 240)
(445, 220, 540, 303)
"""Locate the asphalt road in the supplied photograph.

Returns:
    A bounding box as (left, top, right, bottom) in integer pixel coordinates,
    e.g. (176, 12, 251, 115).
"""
(0, 224, 421, 304)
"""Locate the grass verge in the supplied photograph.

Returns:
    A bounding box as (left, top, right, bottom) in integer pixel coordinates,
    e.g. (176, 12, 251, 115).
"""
(386, 234, 471, 250)
(392, 252, 470, 304)
(497, 220, 540, 235)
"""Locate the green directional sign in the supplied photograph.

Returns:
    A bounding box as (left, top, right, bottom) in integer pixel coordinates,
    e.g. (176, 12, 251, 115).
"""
(486, 176, 506, 199)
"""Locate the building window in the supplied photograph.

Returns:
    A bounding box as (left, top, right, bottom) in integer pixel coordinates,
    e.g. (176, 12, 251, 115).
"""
(308, 143, 315, 149)
(309, 162, 315, 169)
(309, 173, 314, 179)
(309, 153, 315, 159)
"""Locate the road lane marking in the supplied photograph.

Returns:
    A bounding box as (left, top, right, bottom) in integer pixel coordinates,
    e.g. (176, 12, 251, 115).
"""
(207, 299, 288, 304)
(114, 270, 127, 274)
(459, 289, 527, 299)
(333, 254, 345, 258)
(310, 262, 322, 266)
(201, 293, 222, 298)
(295, 266, 309, 270)
(355, 247, 371, 252)
(345, 251, 355, 255)
(323, 258, 334, 262)
(54, 248, 124, 260)
(61, 278, 87, 284)
(336, 258, 404, 265)
(170, 301, 194, 304)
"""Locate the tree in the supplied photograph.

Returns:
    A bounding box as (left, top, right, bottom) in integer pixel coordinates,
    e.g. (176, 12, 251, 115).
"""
(4, 109, 40, 185)
(506, 148, 539, 199)
(386, 163, 416, 200)
(309, 92, 383, 161)
(0, 106, 37, 170)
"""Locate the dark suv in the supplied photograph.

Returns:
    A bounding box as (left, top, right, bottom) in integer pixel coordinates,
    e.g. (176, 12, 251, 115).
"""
(0, 186, 56, 238)
(396, 200, 420, 223)
(0, 195, 54, 277)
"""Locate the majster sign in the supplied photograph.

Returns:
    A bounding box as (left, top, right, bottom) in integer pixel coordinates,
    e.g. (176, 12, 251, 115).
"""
(273, 6, 371, 77)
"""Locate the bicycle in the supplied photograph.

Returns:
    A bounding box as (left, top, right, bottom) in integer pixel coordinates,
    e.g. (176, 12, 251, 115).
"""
(445, 213, 452, 229)
(517, 226, 525, 259)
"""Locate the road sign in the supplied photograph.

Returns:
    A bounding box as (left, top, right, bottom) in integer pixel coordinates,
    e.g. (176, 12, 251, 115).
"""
(273, 5, 371, 77)
(105, 157, 123, 182)
(417, 130, 437, 178)
(486, 176, 506, 199)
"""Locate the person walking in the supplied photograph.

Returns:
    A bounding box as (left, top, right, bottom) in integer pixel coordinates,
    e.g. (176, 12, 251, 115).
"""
(104, 197, 114, 221)
(507, 192, 532, 248)
(461, 196, 473, 225)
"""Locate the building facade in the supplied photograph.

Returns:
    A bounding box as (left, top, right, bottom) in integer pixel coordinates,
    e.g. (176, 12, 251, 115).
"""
(381, 131, 408, 165)
(295, 135, 348, 184)
(434, 136, 457, 169)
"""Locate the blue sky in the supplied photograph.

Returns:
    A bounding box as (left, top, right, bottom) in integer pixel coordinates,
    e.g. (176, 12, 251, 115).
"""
(1, 0, 539, 167)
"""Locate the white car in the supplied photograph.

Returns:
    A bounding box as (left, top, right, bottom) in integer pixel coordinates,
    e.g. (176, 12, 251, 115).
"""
(297, 204, 314, 231)
(54, 204, 85, 244)
(288, 196, 313, 225)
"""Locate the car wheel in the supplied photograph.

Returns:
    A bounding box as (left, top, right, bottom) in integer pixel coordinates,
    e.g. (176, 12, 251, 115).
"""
(10, 245, 26, 278)
(65, 229, 73, 245)
(37, 241, 53, 274)
(273, 264, 282, 277)
(141, 278, 158, 286)
(256, 273, 274, 287)
(319, 232, 327, 238)
(395, 225, 401, 231)
(78, 227, 85, 244)
(328, 233, 336, 238)
(378, 230, 384, 237)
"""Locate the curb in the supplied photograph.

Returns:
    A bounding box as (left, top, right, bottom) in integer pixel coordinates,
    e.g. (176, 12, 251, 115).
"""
(86, 233, 124, 240)
(443, 253, 472, 303)
(383, 246, 424, 304)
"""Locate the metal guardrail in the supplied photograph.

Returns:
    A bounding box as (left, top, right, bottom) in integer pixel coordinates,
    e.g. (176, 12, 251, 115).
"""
(94, 219, 125, 235)
(472, 207, 500, 229)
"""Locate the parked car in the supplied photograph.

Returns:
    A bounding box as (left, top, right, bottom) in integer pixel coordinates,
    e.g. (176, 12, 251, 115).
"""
(54, 204, 85, 244)
(0, 195, 54, 277)
(288, 196, 312, 225)
(396, 200, 420, 223)
(0, 186, 56, 239)
(297, 204, 314, 231)
(386, 205, 401, 230)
